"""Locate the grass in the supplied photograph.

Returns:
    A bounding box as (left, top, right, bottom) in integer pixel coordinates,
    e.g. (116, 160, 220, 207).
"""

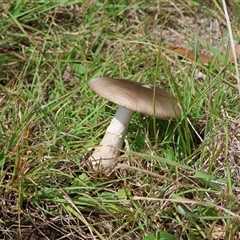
(1, 0, 240, 239)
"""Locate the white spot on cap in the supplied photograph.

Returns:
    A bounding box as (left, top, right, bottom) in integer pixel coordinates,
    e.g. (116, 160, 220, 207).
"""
(142, 84, 152, 89)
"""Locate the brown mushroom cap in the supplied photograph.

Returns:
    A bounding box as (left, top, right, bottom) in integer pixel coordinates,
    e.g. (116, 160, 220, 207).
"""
(88, 77, 181, 120)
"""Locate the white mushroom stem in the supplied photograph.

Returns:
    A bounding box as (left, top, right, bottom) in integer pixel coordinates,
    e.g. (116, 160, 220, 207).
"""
(89, 106, 133, 171)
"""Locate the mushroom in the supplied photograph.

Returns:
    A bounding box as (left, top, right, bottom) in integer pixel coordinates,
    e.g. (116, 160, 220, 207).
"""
(88, 77, 181, 173)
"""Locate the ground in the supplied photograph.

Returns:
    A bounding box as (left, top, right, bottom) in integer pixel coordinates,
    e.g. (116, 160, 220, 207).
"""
(1, 0, 240, 239)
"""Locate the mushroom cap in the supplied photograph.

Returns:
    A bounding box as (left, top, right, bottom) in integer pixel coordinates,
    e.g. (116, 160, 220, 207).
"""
(88, 77, 181, 120)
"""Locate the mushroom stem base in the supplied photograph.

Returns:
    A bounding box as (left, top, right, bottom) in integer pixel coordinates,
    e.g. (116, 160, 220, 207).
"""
(89, 106, 133, 173)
